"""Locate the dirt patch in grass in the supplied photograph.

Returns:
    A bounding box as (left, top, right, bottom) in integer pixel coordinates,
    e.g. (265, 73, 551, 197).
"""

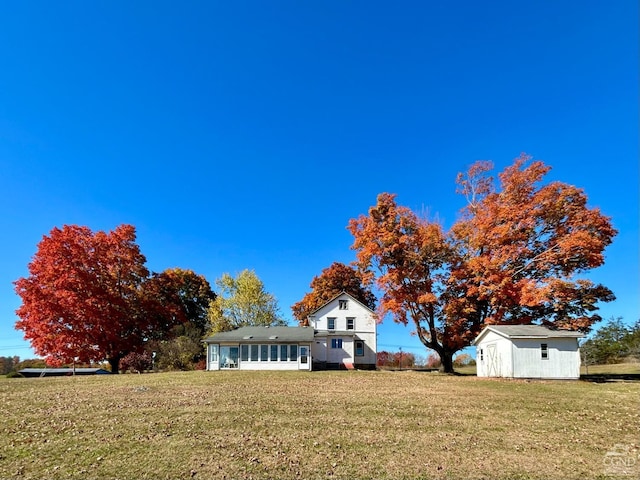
(1, 370, 638, 479)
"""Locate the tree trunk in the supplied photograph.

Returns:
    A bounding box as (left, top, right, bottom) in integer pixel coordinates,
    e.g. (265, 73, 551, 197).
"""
(439, 351, 455, 374)
(108, 356, 120, 374)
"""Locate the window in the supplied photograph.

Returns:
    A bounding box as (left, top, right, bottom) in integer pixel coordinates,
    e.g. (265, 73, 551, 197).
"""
(541, 343, 549, 359)
(331, 338, 343, 349)
(289, 344, 298, 361)
(280, 344, 288, 361)
(479, 349, 483, 362)
(300, 346, 308, 364)
(346, 318, 355, 330)
(240, 345, 249, 362)
(250, 344, 259, 361)
(270, 345, 278, 361)
(220, 346, 238, 368)
(210, 344, 218, 362)
(327, 317, 336, 330)
(260, 345, 268, 361)
(355, 340, 364, 356)
(339, 300, 348, 310)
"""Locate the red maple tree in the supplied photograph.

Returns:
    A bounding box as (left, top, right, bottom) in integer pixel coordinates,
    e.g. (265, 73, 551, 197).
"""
(348, 155, 617, 372)
(14, 224, 151, 373)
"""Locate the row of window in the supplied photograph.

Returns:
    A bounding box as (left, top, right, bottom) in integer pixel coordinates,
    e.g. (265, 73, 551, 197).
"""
(241, 344, 303, 362)
(210, 344, 308, 364)
(329, 338, 365, 356)
(210, 339, 366, 364)
(327, 317, 355, 330)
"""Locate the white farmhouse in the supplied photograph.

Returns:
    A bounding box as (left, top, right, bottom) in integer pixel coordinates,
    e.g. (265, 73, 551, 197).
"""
(307, 292, 377, 370)
(472, 325, 584, 379)
(203, 292, 377, 371)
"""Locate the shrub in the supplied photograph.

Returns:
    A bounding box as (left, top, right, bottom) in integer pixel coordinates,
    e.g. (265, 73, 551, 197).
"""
(120, 352, 153, 374)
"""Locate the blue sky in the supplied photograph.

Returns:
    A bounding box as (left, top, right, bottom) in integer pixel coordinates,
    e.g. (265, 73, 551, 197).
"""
(0, 1, 637, 361)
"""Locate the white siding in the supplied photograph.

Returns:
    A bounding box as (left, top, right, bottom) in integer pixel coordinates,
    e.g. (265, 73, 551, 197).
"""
(511, 338, 580, 379)
(313, 338, 327, 362)
(309, 293, 377, 367)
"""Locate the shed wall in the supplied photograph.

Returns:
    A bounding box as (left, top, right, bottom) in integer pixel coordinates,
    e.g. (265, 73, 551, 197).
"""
(511, 338, 580, 379)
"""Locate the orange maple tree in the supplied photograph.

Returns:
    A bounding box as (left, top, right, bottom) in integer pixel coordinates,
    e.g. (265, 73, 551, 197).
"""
(292, 262, 376, 325)
(348, 155, 617, 373)
(14, 224, 153, 373)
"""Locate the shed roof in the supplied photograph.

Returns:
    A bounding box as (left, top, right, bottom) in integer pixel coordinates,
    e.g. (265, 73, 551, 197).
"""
(472, 325, 584, 345)
(203, 325, 314, 344)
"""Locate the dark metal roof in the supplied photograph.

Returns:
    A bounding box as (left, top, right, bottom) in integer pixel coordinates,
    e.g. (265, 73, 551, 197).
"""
(203, 326, 314, 343)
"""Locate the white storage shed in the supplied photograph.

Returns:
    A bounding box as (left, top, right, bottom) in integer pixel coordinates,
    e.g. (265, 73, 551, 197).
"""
(472, 325, 584, 379)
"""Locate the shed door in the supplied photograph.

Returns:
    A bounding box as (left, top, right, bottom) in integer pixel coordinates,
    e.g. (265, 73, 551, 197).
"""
(487, 344, 500, 376)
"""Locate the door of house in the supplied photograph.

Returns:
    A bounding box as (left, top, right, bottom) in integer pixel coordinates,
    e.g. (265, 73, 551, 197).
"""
(487, 344, 500, 376)
(208, 344, 219, 370)
(298, 346, 309, 370)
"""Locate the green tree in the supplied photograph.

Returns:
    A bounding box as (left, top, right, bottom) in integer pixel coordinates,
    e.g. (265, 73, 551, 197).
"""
(207, 269, 286, 334)
(582, 317, 633, 364)
(624, 319, 640, 357)
(153, 323, 204, 370)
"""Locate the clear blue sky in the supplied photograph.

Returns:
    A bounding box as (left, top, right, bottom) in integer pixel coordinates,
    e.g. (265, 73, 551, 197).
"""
(1, 1, 637, 361)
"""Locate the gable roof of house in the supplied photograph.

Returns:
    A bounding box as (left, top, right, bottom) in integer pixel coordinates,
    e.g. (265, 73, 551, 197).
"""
(307, 291, 376, 317)
(472, 325, 584, 345)
(203, 325, 314, 344)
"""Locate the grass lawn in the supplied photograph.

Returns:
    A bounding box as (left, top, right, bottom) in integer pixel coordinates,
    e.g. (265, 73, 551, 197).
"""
(1, 370, 638, 480)
(581, 363, 640, 375)
(454, 363, 640, 376)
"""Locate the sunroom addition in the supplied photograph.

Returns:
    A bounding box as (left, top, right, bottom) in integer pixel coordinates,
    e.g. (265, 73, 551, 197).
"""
(204, 326, 313, 371)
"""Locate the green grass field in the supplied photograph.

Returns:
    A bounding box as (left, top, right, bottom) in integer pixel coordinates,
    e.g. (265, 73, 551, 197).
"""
(1, 370, 638, 480)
